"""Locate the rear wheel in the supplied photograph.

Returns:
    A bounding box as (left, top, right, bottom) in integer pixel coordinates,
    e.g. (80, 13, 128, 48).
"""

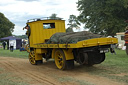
(54, 49, 74, 70)
(87, 52, 105, 66)
(78, 53, 88, 65)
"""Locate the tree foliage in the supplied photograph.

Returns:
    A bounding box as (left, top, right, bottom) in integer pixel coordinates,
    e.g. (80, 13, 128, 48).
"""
(66, 27, 73, 32)
(49, 13, 61, 20)
(67, 14, 81, 29)
(77, 0, 128, 36)
(15, 35, 27, 39)
(0, 12, 15, 38)
(49, 13, 57, 19)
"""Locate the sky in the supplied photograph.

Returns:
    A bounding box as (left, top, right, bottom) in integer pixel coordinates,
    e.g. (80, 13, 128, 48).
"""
(0, 0, 84, 35)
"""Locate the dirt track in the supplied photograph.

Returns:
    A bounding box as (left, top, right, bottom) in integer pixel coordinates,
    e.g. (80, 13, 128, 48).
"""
(0, 57, 126, 85)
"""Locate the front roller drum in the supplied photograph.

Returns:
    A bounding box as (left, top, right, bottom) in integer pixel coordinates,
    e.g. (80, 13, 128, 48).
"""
(54, 49, 74, 70)
(29, 51, 42, 65)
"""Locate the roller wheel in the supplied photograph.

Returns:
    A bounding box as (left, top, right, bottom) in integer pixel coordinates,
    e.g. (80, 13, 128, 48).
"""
(55, 49, 67, 70)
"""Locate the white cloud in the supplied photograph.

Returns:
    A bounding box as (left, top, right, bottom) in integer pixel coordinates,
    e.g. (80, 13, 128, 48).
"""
(16, 0, 40, 2)
(0, 0, 80, 35)
(12, 25, 26, 35)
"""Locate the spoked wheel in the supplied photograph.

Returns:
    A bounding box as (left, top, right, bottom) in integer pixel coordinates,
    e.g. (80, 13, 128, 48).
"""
(55, 49, 66, 70)
(29, 51, 37, 65)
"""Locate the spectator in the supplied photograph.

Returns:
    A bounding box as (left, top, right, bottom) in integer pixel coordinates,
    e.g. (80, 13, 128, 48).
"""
(124, 26, 128, 55)
(10, 42, 14, 52)
(2, 41, 6, 50)
(22, 40, 26, 48)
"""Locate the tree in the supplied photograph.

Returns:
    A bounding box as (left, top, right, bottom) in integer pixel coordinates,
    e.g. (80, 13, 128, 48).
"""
(49, 13, 61, 20)
(15, 35, 28, 39)
(0, 12, 15, 38)
(66, 27, 73, 32)
(67, 15, 81, 30)
(77, 0, 128, 36)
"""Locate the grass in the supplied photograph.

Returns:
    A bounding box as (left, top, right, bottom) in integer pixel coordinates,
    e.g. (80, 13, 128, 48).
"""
(104, 49, 128, 73)
(50, 74, 95, 85)
(0, 48, 28, 59)
(83, 49, 128, 84)
(0, 72, 29, 85)
(58, 76, 95, 85)
(102, 49, 128, 83)
(0, 67, 28, 85)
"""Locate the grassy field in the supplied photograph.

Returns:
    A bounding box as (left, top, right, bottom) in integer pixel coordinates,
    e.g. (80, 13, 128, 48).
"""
(84, 49, 128, 84)
(0, 72, 29, 85)
(0, 48, 28, 59)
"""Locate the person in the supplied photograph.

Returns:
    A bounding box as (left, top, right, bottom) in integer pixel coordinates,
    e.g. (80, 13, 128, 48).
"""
(23, 24, 30, 45)
(10, 42, 14, 52)
(7, 41, 9, 50)
(22, 40, 26, 48)
(124, 26, 128, 54)
(23, 24, 30, 37)
(2, 41, 6, 50)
